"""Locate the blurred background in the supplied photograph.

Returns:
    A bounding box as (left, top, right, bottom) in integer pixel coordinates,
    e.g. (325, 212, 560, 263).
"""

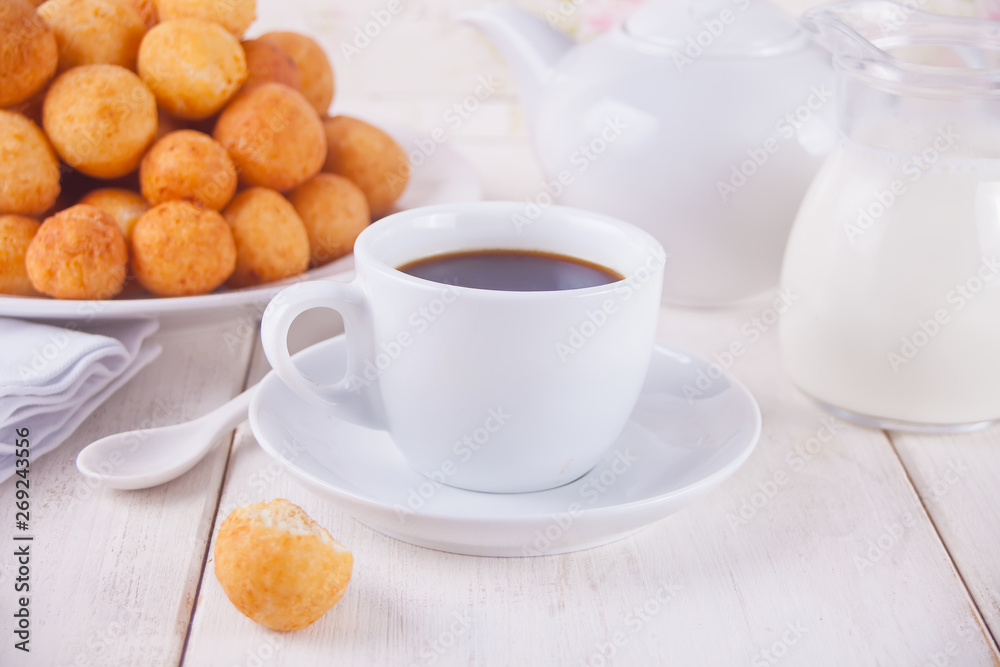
(252, 0, 994, 200)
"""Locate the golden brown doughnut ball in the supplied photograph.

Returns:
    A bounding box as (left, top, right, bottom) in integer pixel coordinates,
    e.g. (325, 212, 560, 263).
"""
(0, 111, 61, 216)
(131, 200, 236, 296)
(43, 65, 157, 179)
(78, 188, 149, 241)
(140, 130, 237, 210)
(25, 205, 128, 299)
(138, 19, 247, 120)
(322, 115, 409, 218)
(257, 32, 333, 115)
(0, 0, 58, 108)
(0, 215, 42, 296)
(156, 0, 255, 38)
(288, 174, 369, 266)
(37, 0, 146, 72)
(223, 188, 309, 288)
(214, 83, 326, 192)
(214, 499, 353, 632)
(240, 38, 301, 93)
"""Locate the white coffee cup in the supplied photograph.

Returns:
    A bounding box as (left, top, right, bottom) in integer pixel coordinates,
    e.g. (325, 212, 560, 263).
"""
(260, 202, 665, 493)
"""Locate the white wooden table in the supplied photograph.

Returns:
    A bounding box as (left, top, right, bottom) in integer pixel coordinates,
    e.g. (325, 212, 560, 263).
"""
(3, 1, 1000, 664)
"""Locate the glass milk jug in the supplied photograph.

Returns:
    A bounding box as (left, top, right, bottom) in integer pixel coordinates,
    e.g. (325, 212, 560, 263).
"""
(780, 0, 1000, 431)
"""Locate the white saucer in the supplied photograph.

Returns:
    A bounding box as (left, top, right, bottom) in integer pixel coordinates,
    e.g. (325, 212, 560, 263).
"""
(249, 336, 761, 557)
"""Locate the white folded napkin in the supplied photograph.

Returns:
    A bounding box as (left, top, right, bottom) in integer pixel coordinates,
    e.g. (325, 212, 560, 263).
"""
(0, 318, 162, 482)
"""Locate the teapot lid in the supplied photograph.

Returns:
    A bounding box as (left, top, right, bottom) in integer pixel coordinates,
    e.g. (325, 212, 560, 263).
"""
(623, 0, 808, 56)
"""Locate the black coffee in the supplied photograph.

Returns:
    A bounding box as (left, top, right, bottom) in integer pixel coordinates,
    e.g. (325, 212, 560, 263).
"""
(398, 249, 623, 292)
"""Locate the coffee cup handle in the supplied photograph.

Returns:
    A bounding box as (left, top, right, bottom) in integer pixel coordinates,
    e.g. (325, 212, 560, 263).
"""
(260, 279, 386, 430)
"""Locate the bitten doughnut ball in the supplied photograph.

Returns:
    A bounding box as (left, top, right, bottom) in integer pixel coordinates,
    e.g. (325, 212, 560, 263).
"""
(0, 111, 61, 216)
(0, 0, 58, 108)
(43, 64, 158, 179)
(78, 188, 149, 241)
(214, 499, 353, 632)
(322, 115, 409, 218)
(224, 188, 309, 288)
(288, 174, 369, 266)
(37, 0, 146, 72)
(240, 38, 301, 92)
(140, 130, 237, 209)
(25, 205, 128, 300)
(130, 201, 236, 296)
(138, 19, 248, 120)
(257, 32, 333, 115)
(214, 83, 326, 192)
(156, 0, 256, 38)
(0, 216, 42, 296)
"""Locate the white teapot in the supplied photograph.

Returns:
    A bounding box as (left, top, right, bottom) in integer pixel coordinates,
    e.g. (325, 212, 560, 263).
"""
(463, 0, 835, 304)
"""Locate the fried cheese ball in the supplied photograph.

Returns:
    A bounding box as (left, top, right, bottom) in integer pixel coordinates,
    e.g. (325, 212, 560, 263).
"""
(288, 174, 369, 266)
(257, 32, 333, 115)
(130, 201, 236, 296)
(0, 111, 61, 216)
(78, 188, 149, 241)
(0, 0, 58, 108)
(140, 130, 237, 209)
(223, 188, 309, 288)
(37, 0, 146, 72)
(138, 19, 248, 120)
(240, 38, 301, 92)
(322, 115, 409, 218)
(214, 499, 353, 632)
(43, 65, 158, 179)
(214, 83, 326, 192)
(25, 205, 128, 299)
(0, 215, 42, 296)
(156, 0, 255, 38)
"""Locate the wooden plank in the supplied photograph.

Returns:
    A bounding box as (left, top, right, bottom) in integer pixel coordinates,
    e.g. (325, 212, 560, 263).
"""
(892, 428, 1000, 644)
(0, 325, 255, 666)
(183, 302, 1000, 665)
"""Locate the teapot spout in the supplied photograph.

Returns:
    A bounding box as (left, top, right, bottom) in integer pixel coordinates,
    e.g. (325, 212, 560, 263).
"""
(460, 5, 574, 122)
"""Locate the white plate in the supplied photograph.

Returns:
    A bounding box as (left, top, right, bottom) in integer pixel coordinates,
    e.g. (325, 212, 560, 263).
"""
(0, 124, 482, 330)
(249, 335, 762, 557)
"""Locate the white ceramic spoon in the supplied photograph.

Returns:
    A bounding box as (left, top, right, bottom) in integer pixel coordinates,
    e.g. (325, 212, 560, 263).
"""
(75, 386, 255, 490)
